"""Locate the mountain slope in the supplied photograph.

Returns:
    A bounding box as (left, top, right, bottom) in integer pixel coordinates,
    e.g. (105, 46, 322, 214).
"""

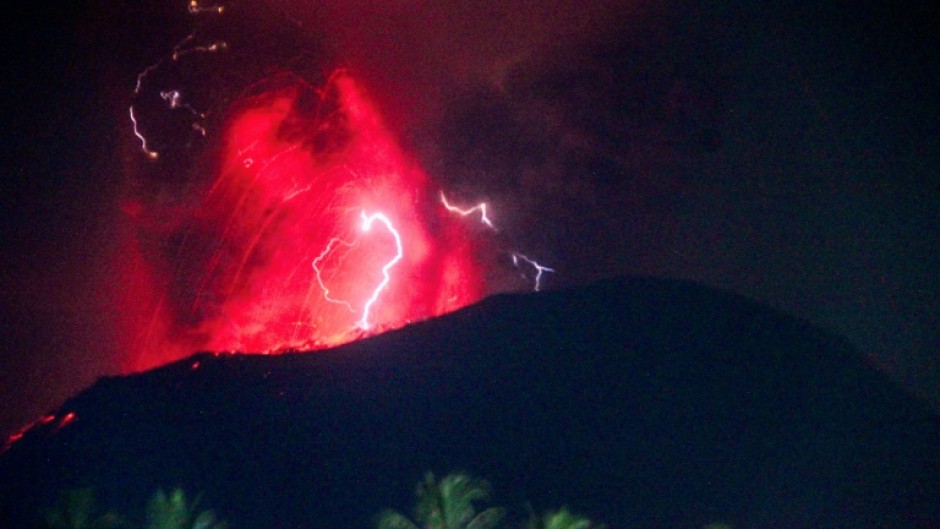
(1, 276, 937, 528)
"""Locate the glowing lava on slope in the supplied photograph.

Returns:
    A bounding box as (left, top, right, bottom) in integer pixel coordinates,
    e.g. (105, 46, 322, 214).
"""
(121, 71, 487, 371)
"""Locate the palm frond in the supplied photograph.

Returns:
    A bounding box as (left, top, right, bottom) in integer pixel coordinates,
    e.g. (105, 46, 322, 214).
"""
(377, 510, 421, 529)
(43, 488, 126, 529)
(534, 507, 602, 529)
(145, 488, 225, 529)
(465, 506, 505, 529)
(438, 473, 493, 529)
(382, 472, 502, 529)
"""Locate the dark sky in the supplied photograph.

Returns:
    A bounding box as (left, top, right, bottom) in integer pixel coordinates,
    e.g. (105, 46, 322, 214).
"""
(1, 0, 938, 437)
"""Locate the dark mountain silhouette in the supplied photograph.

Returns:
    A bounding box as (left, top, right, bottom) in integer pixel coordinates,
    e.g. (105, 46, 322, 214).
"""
(1, 277, 937, 529)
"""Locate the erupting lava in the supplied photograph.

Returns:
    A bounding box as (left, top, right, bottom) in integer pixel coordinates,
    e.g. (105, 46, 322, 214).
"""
(121, 71, 488, 371)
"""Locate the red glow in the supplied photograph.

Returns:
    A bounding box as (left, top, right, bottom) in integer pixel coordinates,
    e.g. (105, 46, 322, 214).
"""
(53, 412, 77, 433)
(122, 71, 487, 371)
(1, 414, 61, 455)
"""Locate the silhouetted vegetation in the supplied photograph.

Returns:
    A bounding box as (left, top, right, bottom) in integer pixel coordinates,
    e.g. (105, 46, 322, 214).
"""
(524, 506, 604, 529)
(377, 472, 505, 529)
(41, 488, 225, 529)
(43, 488, 124, 529)
(377, 472, 732, 529)
(44, 474, 734, 529)
(144, 489, 227, 529)
(377, 472, 602, 529)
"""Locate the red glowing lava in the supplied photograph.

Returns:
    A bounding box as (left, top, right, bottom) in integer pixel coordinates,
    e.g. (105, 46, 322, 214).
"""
(121, 71, 487, 371)
(0, 413, 71, 455)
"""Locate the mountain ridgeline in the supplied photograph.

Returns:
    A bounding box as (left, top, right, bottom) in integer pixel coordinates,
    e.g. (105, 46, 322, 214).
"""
(1, 277, 937, 528)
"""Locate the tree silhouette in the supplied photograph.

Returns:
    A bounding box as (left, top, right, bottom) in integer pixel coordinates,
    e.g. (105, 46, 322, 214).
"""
(524, 507, 603, 529)
(43, 488, 125, 529)
(377, 472, 505, 529)
(144, 488, 226, 529)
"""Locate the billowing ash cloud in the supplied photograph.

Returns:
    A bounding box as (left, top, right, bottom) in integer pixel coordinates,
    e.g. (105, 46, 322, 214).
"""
(119, 1, 697, 369)
(410, 12, 731, 282)
(4, 0, 935, 438)
(71, 1, 739, 372)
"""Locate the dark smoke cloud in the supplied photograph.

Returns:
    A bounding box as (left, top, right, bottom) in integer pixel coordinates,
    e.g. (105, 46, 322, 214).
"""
(0, 0, 669, 435)
(411, 6, 732, 283)
(116, 0, 676, 343)
(366, 1, 940, 411)
(2, 0, 938, 437)
(298, 0, 637, 125)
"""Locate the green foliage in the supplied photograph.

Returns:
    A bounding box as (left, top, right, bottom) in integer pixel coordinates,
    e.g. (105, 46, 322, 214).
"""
(145, 489, 227, 529)
(376, 472, 613, 529)
(525, 507, 602, 529)
(376, 510, 420, 529)
(377, 472, 505, 529)
(43, 488, 125, 529)
(377, 472, 614, 529)
(43, 487, 226, 529)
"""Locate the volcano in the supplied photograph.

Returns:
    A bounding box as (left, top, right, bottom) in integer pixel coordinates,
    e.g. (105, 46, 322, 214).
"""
(1, 277, 937, 529)
(119, 70, 495, 372)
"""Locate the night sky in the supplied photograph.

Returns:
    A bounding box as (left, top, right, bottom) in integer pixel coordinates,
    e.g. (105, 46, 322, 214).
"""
(1, 0, 938, 438)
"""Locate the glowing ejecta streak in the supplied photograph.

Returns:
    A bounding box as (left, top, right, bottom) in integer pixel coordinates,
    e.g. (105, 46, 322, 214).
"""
(512, 252, 555, 292)
(358, 212, 403, 330)
(188, 0, 224, 14)
(311, 238, 357, 313)
(440, 191, 495, 229)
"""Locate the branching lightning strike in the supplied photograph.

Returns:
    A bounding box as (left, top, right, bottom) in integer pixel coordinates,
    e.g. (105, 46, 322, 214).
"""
(440, 191, 495, 229)
(310, 211, 404, 332)
(511, 252, 555, 292)
(439, 191, 555, 292)
(357, 212, 403, 330)
(129, 7, 226, 160)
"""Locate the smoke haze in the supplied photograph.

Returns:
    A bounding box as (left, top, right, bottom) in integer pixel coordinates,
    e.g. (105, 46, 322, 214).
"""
(1, 0, 937, 437)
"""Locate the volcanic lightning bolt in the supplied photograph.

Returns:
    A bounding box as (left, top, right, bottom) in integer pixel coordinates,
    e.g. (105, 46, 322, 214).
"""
(356, 212, 404, 330)
(7, 2, 568, 457)
(309, 211, 405, 331)
(440, 191, 495, 229)
(512, 252, 555, 292)
(439, 192, 556, 292)
(120, 69, 496, 369)
(129, 9, 226, 160)
(129, 106, 159, 160)
(119, 1, 554, 369)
